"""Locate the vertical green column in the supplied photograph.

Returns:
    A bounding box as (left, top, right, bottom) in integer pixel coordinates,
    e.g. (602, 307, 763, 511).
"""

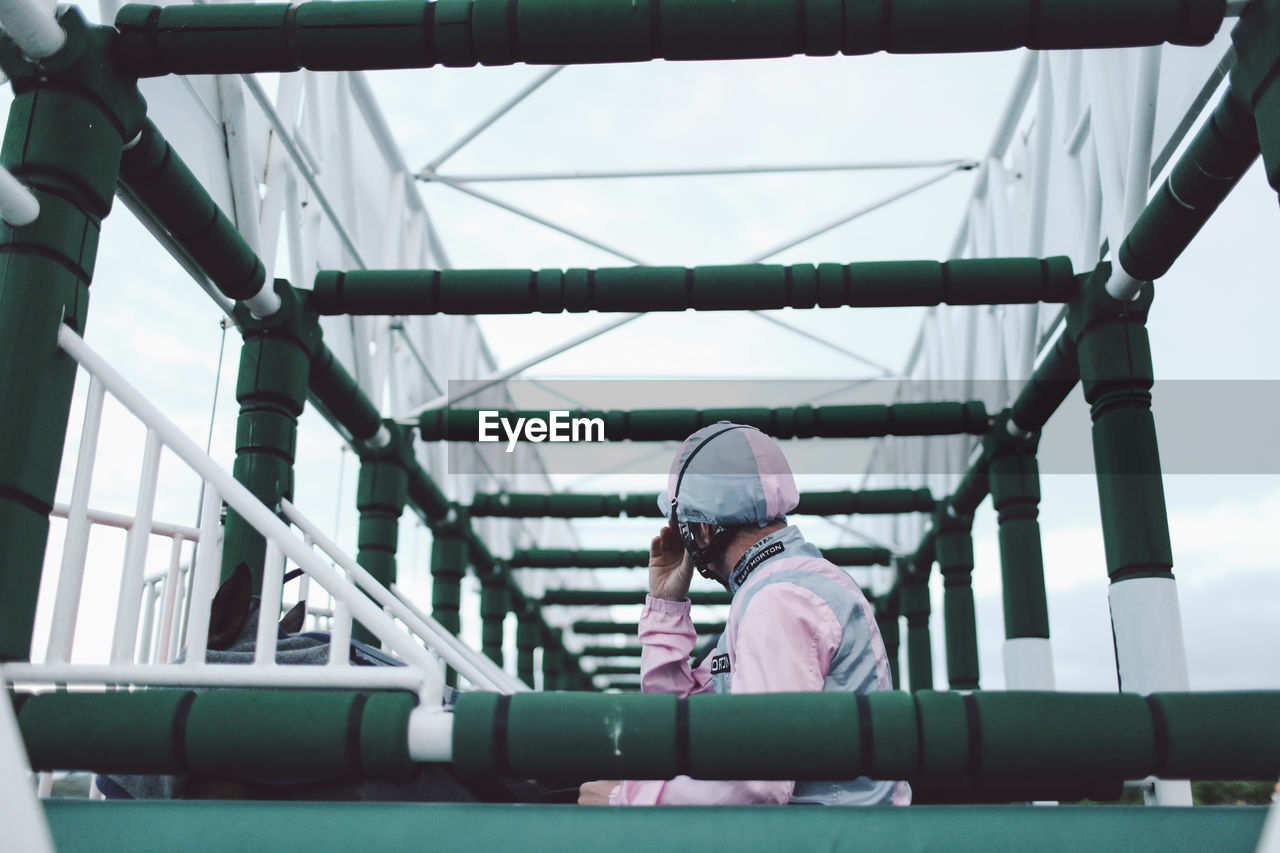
(986, 410, 1055, 690)
(899, 550, 934, 692)
(516, 607, 540, 687)
(352, 420, 411, 645)
(431, 517, 467, 686)
(479, 565, 508, 666)
(1066, 265, 1187, 694)
(873, 591, 901, 690)
(1230, 0, 1280, 196)
(542, 626, 565, 690)
(935, 504, 979, 690)
(222, 283, 318, 590)
(0, 12, 146, 660)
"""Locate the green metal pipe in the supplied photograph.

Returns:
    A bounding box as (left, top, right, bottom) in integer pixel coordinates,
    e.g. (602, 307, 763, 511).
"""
(900, 577, 933, 692)
(452, 689, 1280, 784)
(431, 525, 468, 686)
(935, 507, 979, 691)
(1066, 268, 1172, 585)
(113, 0, 1226, 75)
(874, 592, 902, 690)
(221, 283, 318, 590)
(352, 420, 412, 644)
(18, 688, 416, 778)
(542, 590, 731, 606)
(41, 800, 1271, 853)
(420, 402, 990, 442)
(307, 343, 383, 445)
(1010, 330, 1080, 433)
(1119, 90, 1260, 282)
(480, 569, 508, 666)
(1230, 0, 1280, 193)
(310, 259, 1078, 315)
(516, 611, 539, 685)
(469, 488, 935, 518)
(986, 412, 1051, 644)
(572, 620, 725, 636)
(118, 119, 265, 302)
(591, 665, 641, 676)
(511, 546, 892, 568)
(0, 11, 147, 660)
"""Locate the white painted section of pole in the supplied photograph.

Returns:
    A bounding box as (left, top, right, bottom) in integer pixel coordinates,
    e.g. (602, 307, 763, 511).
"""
(2, 661, 427, 691)
(36, 771, 52, 798)
(282, 499, 523, 692)
(1256, 791, 1280, 853)
(254, 538, 285, 666)
(183, 484, 223, 667)
(110, 429, 163, 665)
(137, 582, 157, 664)
(155, 536, 184, 664)
(0, 665, 55, 853)
(328, 598, 352, 667)
(1106, 46, 1163, 302)
(1002, 637, 1056, 690)
(0, 0, 65, 59)
(244, 286, 282, 319)
(46, 377, 105, 663)
(1109, 576, 1193, 806)
(406, 709, 454, 762)
(0, 165, 39, 226)
(56, 327, 443, 681)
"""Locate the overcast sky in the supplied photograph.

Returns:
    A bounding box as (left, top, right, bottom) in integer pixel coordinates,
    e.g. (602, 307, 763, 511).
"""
(8, 11, 1277, 694)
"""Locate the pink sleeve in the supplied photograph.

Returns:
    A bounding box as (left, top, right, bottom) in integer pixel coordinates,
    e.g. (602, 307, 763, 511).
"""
(637, 595, 713, 698)
(613, 583, 841, 806)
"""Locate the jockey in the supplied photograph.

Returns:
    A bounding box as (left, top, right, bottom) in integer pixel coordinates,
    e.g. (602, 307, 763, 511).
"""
(580, 421, 910, 806)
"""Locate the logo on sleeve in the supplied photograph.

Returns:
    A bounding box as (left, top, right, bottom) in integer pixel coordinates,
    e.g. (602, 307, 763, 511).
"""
(710, 653, 731, 674)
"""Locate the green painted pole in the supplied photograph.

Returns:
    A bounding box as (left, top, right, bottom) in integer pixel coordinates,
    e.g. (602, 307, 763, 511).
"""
(431, 518, 468, 686)
(312, 259, 1077, 315)
(1066, 265, 1187, 699)
(1230, 0, 1280, 196)
(352, 420, 411, 645)
(511, 546, 892, 568)
(542, 626, 565, 690)
(935, 505, 979, 691)
(221, 283, 318, 589)
(479, 566, 508, 666)
(543, 590, 731, 606)
(420, 402, 990, 442)
(113, 0, 1225, 74)
(468, 488, 935, 518)
(0, 11, 146, 660)
(573, 620, 724, 636)
(874, 589, 902, 690)
(592, 665, 641, 676)
(581, 645, 644, 658)
(901, 536, 935, 692)
(516, 609, 540, 686)
(117, 119, 266, 303)
(986, 410, 1053, 690)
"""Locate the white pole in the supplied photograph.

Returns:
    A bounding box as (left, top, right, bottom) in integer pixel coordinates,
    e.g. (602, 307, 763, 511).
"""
(0, 665, 55, 853)
(1002, 637, 1056, 690)
(0, 165, 39, 226)
(137, 581, 158, 664)
(183, 483, 224, 666)
(0, 0, 65, 59)
(155, 536, 184, 664)
(56, 326, 441, 679)
(1106, 46, 1163, 301)
(328, 598, 352, 666)
(110, 429, 162, 665)
(254, 538, 284, 666)
(46, 376, 105, 663)
(168, 563, 190, 663)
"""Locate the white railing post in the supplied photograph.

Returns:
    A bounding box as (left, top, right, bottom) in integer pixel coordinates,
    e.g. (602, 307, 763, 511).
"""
(254, 539, 285, 666)
(184, 483, 223, 666)
(156, 536, 185, 664)
(46, 376, 105, 663)
(137, 579, 158, 664)
(328, 599, 352, 667)
(110, 429, 163, 664)
(0, 665, 55, 853)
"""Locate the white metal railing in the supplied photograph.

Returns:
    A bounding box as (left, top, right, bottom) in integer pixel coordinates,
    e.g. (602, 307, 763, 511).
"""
(6, 327, 523, 709)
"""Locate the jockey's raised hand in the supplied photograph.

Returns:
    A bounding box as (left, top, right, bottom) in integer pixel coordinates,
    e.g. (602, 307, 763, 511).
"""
(648, 517, 693, 602)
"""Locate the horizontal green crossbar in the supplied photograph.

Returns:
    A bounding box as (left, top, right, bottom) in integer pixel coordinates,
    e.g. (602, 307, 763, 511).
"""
(15, 689, 417, 778)
(452, 690, 1280, 784)
(572, 620, 726, 635)
(113, 0, 1226, 77)
(470, 488, 935, 518)
(590, 665, 642, 676)
(544, 590, 732, 606)
(41, 801, 1268, 853)
(419, 403, 990, 442)
(580, 645, 644, 657)
(310, 259, 1078, 314)
(511, 546, 892, 568)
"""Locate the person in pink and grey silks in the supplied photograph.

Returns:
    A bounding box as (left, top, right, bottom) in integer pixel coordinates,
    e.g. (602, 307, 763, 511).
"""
(579, 421, 911, 807)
